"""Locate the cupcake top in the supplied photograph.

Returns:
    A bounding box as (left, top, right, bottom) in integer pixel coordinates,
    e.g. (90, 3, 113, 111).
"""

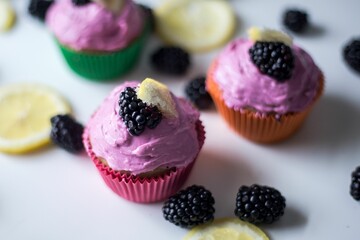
(86, 80, 200, 175)
(46, 0, 144, 52)
(212, 28, 322, 115)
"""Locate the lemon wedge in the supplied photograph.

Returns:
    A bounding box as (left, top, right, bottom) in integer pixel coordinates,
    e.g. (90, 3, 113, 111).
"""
(248, 27, 293, 46)
(155, 0, 236, 53)
(184, 218, 269, 240)
(137, 78, 177, 118)
(0, 84, 71, 154)
(0, 0, 16, 32)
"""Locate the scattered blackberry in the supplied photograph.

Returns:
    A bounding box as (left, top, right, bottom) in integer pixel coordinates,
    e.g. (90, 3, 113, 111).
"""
(119, 87, 162, 136)
(137, 4, 155, 31)
(350, 166, 360, 200)
(162, 185, 215, 228)
(50, 114, 84, 153)
(235, 184, 286, 224)
(72, 0, 91, 6)
(151, 47, 191, 75)
(28, 0, 54, 21)
(185, 76, 213, 110)
(343, 39, 360, 73)
(283, 9, 309, 33)
(249, 41, 295, 82)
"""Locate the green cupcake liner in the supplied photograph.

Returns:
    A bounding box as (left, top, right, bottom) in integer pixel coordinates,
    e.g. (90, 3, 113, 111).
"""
(56, 22, 150, 81)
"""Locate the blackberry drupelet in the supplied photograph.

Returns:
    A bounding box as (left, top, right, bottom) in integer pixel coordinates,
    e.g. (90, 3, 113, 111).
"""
(235, 184, 286, 224)
(151, 46, 191, 75)
(50, 114, 84, 153)
(249, 41, 295, 82)
(162, 185, 215, 228)
(185, 76, 213, 110)
(28, 0, 54, 21)
(283, 9, 308, 33)
(343, 39, 360, 73)
(350, 166, 360, 200)
(72, 0, 91, 6)
(119, 87, 162, 136)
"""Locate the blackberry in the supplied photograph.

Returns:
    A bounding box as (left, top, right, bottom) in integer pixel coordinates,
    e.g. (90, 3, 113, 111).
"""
(28, 0, 54, 21)
(350, 166, 360, 200)
(343, 39, 360, 73)
(162, 185, 215, 228)
(119, 87, 162, 136)
(283, 9, 309, 33)
(151, 47, 191, 75)
(137, 4, 155, 31)
(249, 41, 295, 82)
(50, 114, 84, 153)
(72, 0, 91, 6)
(235, 184, 286, 224)
(185, 76, 213, 110)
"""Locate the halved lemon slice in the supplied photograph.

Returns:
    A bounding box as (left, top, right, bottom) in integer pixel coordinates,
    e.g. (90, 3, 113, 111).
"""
(248, 27, 293, 46)
(0, 84, 71, 154)
(184, 218, 269, 240)
(0, 0, 16, 32)
(155, 0, 236, 53)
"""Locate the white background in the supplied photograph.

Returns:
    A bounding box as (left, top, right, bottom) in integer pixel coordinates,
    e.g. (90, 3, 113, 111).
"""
(1, 0, 360, 239)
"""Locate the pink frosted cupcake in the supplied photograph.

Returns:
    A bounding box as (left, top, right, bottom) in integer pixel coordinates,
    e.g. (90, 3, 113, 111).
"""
(46, 0, 149, 80)
(83, 79, 205, 203)
(207, 28, 324, 143)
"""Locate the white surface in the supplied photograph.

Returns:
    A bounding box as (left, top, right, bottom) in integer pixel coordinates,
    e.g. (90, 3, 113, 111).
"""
(1, 0, 360, 239)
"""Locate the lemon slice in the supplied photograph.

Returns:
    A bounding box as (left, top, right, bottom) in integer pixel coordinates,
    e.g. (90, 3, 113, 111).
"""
(155, 0, 236, 53)
(0, 0, 16, 32)
(184, 218, 269, 240)
(137, 78, 178, 118)
(248, 27, 293, 46)
(0, 84, 71, 154)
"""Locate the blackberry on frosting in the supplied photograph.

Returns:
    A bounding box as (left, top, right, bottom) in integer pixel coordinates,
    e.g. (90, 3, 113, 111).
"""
(119, 78, 177, 136)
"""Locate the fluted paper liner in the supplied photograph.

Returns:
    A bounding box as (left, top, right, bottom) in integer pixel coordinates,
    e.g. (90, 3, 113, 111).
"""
(206, 61, 324, 143)
(83, 120, 205, 203)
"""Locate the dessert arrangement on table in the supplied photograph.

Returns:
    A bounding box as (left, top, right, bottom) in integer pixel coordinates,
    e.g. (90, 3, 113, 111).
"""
(1, 0, 360, 239)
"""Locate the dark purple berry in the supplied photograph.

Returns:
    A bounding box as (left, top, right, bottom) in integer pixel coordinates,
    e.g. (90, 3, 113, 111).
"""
(283, 9, 309, 33)
(72, 0, 91, 6)
(343, 39, 360, 74)
(119, 87, 162, 136)
(185, 76, 213, 110)
(28, 0, 54, 21)
(151, 47, 191, 75)
(350, 166, 360, 200)
(50, 114, 84, 153)
(249, 41, 295, 82)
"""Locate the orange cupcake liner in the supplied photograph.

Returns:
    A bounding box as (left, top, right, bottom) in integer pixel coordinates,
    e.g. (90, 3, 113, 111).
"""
(206, 61, 324, 143)
(83, 120, 205, 203)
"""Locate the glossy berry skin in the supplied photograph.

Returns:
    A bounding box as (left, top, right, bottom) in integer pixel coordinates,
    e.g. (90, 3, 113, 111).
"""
(235, 184, 286, 224)
(249, 41, 295, 82)
(72, 0, 91, 6)
(350, 166, 360, 200)
(162, 185, 215, 228)
(50, 115, 84, 153)
(118, 87, 162, 136)
(151, 47, 191, 75)
(28, 0, 54, 21)
(343, 39, 360, 73)
(185, 77, 213, 110)
(283, 9, 309, 33)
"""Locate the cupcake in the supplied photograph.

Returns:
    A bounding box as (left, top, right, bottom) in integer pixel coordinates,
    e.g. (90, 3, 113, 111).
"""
(206, 28, 324, 143)
(83, 78, 205, 203)
(46, 0, 149, 80)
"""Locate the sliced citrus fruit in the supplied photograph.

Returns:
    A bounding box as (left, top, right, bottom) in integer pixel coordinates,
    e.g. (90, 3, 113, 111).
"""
(137, 78, 177, 118)
(0, 0, 16, 32)
(183, 218, 269, 240)
(155, 0, 236, 53)
(248, 27, 293, 46)
(0, 84, 71, 154)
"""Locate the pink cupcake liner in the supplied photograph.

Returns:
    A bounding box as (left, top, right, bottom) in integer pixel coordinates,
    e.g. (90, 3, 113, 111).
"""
(83, 120, 205, 203)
